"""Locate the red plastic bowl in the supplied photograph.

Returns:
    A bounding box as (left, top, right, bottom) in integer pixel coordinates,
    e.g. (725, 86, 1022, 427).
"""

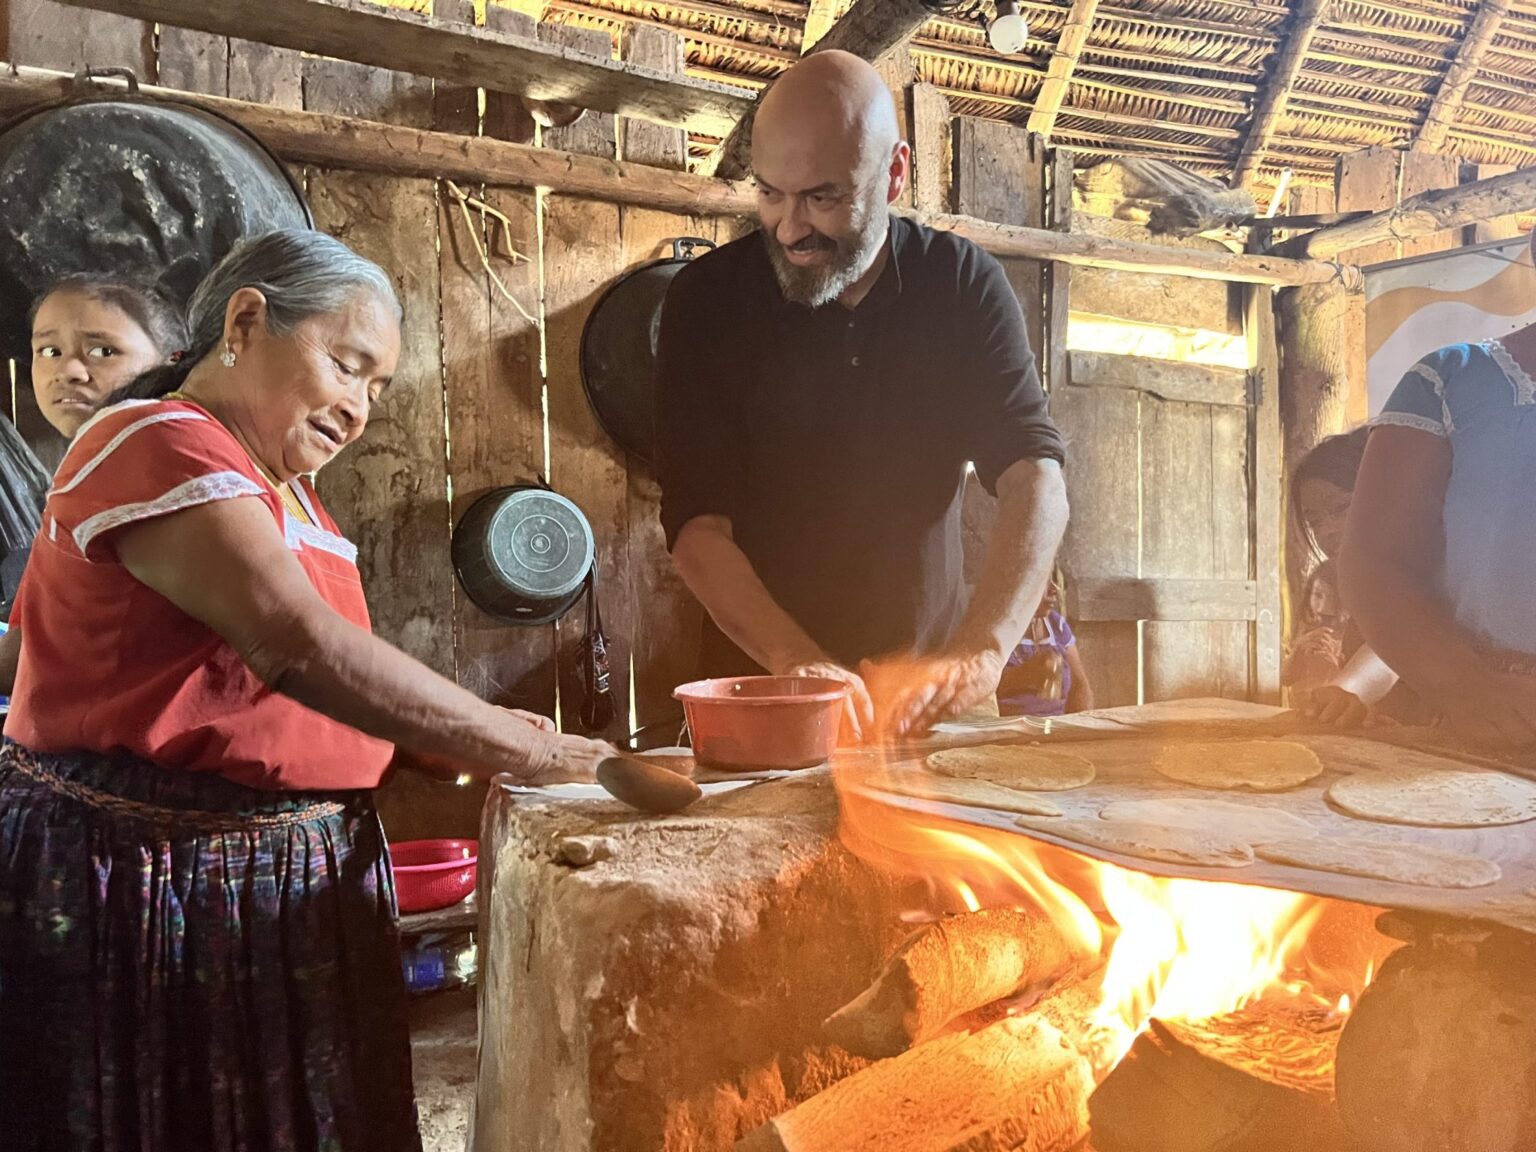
(674, 676, 850, 771)
(391, 839, 478, 914)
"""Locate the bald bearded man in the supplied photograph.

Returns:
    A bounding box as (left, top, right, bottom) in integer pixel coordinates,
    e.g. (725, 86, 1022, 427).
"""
(655, 52, 1069, 740)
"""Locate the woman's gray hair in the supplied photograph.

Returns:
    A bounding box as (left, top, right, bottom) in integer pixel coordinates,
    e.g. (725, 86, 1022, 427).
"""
(186, 228, 401, 356)
(116, 228, 401, 402)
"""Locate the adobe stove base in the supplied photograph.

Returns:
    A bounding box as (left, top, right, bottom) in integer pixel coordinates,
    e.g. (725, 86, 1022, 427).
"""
(473, 771, 915, 1152)
(472, 767, 1536, 1152)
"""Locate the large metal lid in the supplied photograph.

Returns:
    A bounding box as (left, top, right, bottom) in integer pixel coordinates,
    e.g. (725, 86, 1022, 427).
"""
(0, 72, 311, 358)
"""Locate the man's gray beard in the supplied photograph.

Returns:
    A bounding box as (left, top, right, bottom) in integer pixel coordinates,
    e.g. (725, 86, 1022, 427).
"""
(766, 202, 889, 308)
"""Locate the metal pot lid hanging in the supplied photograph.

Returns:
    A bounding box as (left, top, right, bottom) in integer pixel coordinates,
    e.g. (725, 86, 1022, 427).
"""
(579, 237, 714, 465)
(0, 69, 312, 358)
(452, 485, 596, 626)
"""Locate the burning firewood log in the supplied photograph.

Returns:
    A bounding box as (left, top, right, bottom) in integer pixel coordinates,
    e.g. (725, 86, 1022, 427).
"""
(1335, 925, 1536, 1152)
(822, 907, 1080, 1059)
(1089, 1007, 1349, 1152)
(741, 981, 1099, 1152)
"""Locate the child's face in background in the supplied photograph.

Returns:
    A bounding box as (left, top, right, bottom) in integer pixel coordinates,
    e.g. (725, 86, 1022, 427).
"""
(1309, 575, 1341, 622)
(31, 290, 164, 438)
(1296, 477, 1352, 559)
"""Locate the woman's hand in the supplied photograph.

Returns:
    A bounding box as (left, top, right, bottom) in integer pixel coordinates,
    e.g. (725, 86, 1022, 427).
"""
(1295, 684, 1370, 728)
(522, 734, 620, 786)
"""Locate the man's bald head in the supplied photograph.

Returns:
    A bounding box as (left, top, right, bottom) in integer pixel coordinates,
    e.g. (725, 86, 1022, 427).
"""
(752, 51, 901, 185)
(749, 51, 910, 308)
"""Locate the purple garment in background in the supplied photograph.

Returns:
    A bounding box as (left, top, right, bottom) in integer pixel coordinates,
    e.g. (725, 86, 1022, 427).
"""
(999, 608, 1074, 717)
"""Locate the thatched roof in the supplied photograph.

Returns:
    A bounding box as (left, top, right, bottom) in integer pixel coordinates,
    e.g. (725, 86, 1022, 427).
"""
(522, 0, 1536, 192)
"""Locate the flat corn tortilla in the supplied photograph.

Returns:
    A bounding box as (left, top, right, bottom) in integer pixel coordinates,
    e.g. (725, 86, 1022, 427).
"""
(1098, 798, 1318, 843)
(1015, 816, 1254, 868)
(1255, 837, 1501, 890)
(925, 745, 1096, 791)
(873, 774, 1063, 818)
(1153, 740, 1323, 793)
(1327, 766, 1536, 828)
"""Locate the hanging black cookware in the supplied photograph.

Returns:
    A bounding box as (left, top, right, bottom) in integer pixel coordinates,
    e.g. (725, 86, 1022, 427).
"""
(579, 237, 714, 464)
(452, 484, 596, 626)
(0, 68, 312, 358)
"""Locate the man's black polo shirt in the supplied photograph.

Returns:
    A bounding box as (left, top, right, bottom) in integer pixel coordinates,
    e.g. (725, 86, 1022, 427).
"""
(655, 215, 1066, 676)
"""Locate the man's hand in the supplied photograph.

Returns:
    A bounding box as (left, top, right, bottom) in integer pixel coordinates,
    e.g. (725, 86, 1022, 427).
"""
(786, 660, 874, 743)
(505, 707, 557, 732)
(862, 648, 1007, 739)
(1294, 685, 1371, 728)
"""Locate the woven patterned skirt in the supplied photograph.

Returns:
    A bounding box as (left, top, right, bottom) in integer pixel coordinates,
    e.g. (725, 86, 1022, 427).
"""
(0, 740, 421, 1152)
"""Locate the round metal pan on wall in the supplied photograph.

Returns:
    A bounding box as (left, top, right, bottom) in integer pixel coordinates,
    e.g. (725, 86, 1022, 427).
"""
(579, 237, 714, 465)
(0, 69, 312, 358)
(452, 485, 596, 626)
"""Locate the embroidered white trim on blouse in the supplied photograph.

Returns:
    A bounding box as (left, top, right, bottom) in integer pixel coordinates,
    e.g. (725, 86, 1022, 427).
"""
(1372, 411, 1448, 437)
(283, 511, 359, 565)
(68, 397, 160, 446)
(1404, 361, 1455, 434)
(1484, 338, 1536, 407)
(73, 471, 265, 555)
(53, 409, 210, 498)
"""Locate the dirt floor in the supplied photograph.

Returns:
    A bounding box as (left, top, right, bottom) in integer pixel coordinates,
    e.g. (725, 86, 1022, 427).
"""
(409, 987, 479, 1152)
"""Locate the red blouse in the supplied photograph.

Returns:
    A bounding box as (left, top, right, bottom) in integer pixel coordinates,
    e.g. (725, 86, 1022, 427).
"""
(6, 398, 395, 791)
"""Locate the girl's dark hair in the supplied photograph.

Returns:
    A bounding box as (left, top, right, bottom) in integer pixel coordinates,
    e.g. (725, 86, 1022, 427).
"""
(116, 228, 401, 405)
(1290, 425, 1371, 561)
(29, 275, 189, 360)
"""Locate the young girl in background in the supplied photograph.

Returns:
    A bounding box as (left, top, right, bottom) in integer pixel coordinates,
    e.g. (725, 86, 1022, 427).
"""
(28, 274, 187, 438)
(0, 277, 189, 695)
(997, 569, 1094, 717)
(1287, 427, 1402, 725)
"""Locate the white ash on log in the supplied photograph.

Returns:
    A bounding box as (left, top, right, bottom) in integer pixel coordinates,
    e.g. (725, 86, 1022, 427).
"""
(1335, 925, 1536, 1152)
(740, 982, 1100, 1152)
(823, 907, 1081, 1059)
(1090, 1007, 1349, 1152)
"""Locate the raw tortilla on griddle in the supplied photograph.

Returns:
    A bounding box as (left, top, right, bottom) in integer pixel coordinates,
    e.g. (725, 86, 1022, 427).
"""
(1327, 766, 1536, 828)
(925, 745, 1096, 791)
(1098, 797, 1318, 843)
(871, 773, 1063, 817)
(1153, 740, 1324, 793)
(1255, 837, 1502, 890)
(1015, 816, 1255, 868)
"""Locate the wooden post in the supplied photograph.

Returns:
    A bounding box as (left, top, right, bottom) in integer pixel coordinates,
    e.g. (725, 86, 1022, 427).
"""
(1247, 285, 1283, 703)
(1272, 278, 1355, 658)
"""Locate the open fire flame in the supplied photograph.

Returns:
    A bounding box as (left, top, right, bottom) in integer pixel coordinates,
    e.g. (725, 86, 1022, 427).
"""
(836, 769, 1386, 1075)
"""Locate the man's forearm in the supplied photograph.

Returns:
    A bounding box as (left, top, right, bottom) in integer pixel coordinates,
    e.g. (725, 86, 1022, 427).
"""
(955, 459, 1069, 659)
(671, 517, 826, 673)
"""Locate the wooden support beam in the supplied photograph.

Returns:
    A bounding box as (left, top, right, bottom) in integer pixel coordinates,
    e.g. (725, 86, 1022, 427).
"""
(0, 66, 756, 214)
(0, 67, 1348, 288)
(1025, 0, 1102, 138)
(802, 0, 845, 53)
(1280, 164, 1536, 259)
(1070, 351, 1250, 408)
(1417, 0, 1512, 152)
(1067, 578, 1259, 623)
(50, 0, 755, 134)
(704, 0, 934, 179)
(923, 215, 1352, 287)
(1231, 0, 1331, 189)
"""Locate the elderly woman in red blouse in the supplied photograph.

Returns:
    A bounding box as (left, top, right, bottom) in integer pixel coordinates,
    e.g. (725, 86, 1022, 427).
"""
(0, 229, 615, 1152)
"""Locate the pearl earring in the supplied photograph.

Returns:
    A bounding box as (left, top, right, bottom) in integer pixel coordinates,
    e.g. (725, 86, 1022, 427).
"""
(220, 346, 237, 368)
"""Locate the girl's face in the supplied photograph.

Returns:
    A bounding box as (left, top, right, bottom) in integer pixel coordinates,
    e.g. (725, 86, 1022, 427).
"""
(1297, 477, 1352, 559)
(31, 290, 165, 438)
(1309, 577, 1340, 621)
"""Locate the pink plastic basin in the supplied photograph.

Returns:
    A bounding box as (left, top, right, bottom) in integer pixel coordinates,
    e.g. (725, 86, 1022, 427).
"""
(674, 675, 850, 771)
(390, 838, 478, 914)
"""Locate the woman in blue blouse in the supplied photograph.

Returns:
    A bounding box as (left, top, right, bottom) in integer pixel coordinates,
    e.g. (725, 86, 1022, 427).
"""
(1345, 288, 1536, 746)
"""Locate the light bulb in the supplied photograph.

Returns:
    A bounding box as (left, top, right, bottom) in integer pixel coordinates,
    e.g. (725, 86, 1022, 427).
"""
(988, 3, 1028, 54)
